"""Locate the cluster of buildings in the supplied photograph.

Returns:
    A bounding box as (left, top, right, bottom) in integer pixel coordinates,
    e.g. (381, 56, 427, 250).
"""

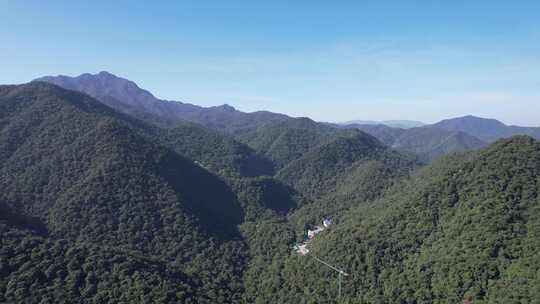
(294, 218, 332, 256)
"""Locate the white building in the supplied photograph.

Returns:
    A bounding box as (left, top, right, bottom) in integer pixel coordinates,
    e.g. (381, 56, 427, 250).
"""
(307, 226, 325, 239)
(294, 244, 310, 255)
(323, 218, 332, 228)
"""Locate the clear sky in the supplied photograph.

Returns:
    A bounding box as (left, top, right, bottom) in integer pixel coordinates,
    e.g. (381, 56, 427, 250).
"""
(1, 1, 539, 125)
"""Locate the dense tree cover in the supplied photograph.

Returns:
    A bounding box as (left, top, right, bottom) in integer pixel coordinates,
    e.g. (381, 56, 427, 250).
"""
(2, 82, 540, 303)
(233, 120, 417, 232)
(276, 130, 416, 201)
(47, 86, 278, 177)
(228, 176, 304, 221)
(158, 123, 274, 177)
(0, 83, 249, 303)
(247, 136, 540, 303)
(0, 222, 194, 303)
(25, 80, 275, 179)
(341, 123, 407, 146)
(234, 117, 349, 169)
(287, 157, 413, 233)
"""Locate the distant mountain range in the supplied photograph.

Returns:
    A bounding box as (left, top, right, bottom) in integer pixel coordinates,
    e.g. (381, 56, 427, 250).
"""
(343, 123, 487, 162)
(342, 116, 540, 162)
(433, 115, 540, 142)
(35, 71, 289, 132)
(341, 119, 426, 129)
(35, 72, 540, 164)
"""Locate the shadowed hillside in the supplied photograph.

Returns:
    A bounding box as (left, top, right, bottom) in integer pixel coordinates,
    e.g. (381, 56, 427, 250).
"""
(0, 83, 248, 303)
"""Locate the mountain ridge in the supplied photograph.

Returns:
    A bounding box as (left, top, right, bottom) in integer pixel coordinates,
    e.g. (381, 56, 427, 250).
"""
(433, 115, 540, 142)
(345, 123, 487, 162)
(341, 119, 426, 129)
(34, 72, 290, 132)
(35, 72, 539, 164)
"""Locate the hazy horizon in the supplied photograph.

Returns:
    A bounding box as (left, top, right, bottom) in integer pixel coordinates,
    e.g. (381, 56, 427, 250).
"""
(1, 1, 539, 126)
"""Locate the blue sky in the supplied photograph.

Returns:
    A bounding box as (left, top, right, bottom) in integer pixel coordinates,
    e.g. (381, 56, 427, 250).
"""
(1, 1, 539, 125)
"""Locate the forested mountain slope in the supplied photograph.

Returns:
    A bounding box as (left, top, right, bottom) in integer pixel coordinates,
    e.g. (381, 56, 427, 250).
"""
(3, 81, 539, 304)
(0, 219, 195, 303)
(30, 77, 275, 178)
(249, 136, 540, 303)
(282, 133, 416, 230)
(239, 131, 417, 304)
(276, 130, 415, 201)
(236, 117, 360, 169)
(0, 83, 250, 303)
(341, 123, 407, 146)
(155, 122, 274, 177)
